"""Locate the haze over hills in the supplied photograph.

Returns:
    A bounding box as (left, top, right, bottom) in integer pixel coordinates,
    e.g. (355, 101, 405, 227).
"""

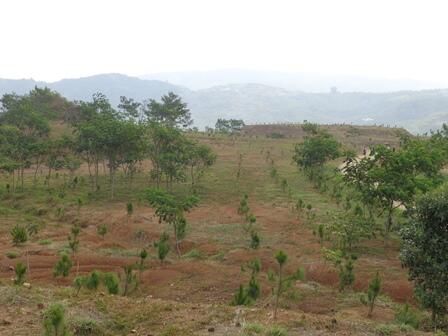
(1, 73, 448, 133)
(141, 69, 447, 92)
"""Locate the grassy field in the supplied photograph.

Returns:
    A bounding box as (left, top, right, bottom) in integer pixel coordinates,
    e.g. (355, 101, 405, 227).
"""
(0, 128, 436, 335)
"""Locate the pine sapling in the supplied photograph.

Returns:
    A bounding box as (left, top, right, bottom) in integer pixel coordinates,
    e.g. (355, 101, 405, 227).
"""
(361, 271, 381, 317)
(14, 262, 27, 285)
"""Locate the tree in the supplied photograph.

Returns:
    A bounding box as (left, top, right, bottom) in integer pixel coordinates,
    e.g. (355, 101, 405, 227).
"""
(143, 92, 192, 128)
(138, 249, 148, 274)
(323, 248, 356, 292)
(184, 140, 216, 189)
(293, 127, 341, 182)
(344, 139, 445, 243)
(14, 262, 27, 285)
(43, 303, 68, 336)
(215, 119, 245, 134)
(68, 224, 81, 275)
(400, 186, 448, 326)
(122, 264, 137, 296)
(267, 251, 305, 320)
(146, 188, 199, 257)
(361, 272, 381, 317)
(53, 253, 73, 278)
(73, 276, 85, 296)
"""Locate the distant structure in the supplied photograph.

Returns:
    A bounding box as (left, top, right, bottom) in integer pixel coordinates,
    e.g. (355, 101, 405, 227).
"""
(330, 86, 339, 94)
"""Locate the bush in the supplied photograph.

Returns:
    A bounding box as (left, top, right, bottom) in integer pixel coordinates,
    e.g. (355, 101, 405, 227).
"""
(103, 272, 120, 294)
(14, 262, 27, 285)
(243, 323, 264, 335)
(266, 325, 288, 336)
(6, 251, 20, 259)
(85, 270, 101, 291)
(53, 253, 73, 278)
(43, 303, 68, 336)
(39, 239, 52, 245)
(374, 324, 398, 336)
(10, 225, 28, 245)
(250, 231, 260, 249)
(71, 318, 103, 336)
(394, 303, 419, 329)
(73, 276, 86, 296)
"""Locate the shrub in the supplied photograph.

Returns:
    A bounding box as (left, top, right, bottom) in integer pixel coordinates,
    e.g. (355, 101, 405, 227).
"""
(266, 325, 288, 336)
(243, 323, 264, 335)
(97, 224, 107, 238)
(6, 251, 20, 259)
(73, 276, 86, 296)
(154, 232, 170, 264)
(39, 239, 52, 245)
(85, 270, 101, 291)
(53, 253, 73, 278)
(231, 284, 250, 306)
(250, 231, 260, 249)
(42, 303, 68, 336)
(70, 318, 103, 336)
(14, 262, 27, 285)
(394, 303, 419, 329)
(374, 324, 397, 336)
(103, 272, 120, 295)
(122, 264, 137, 296)
(10, 225, 28, 245)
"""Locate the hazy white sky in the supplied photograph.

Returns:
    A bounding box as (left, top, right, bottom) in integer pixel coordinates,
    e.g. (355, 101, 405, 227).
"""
(1, 0, 448, 82)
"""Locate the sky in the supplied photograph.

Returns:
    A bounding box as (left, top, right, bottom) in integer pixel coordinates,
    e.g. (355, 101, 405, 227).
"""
(1, 0, 448, 83)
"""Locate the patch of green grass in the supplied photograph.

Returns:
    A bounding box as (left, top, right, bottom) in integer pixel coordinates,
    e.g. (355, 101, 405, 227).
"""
(182, 249, 204, 260)
(6, 251, 20, 259)
(243, 322, 265, 335)
(38, 238, 52, 245)
(266, 325, 289, 336)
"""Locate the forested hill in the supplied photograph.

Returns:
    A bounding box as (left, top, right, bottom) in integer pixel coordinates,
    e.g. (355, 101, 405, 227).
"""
(1, 73, 448, 133)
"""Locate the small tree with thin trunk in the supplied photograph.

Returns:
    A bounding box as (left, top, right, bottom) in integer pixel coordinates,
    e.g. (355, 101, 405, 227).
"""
(122, 264, 137, 296)
(53, 253, 73, 278)
(68, 224, 80, 275)
(268, 251, 305, 320)
(154, 232, 170, 264)
(146, 188, 198, 257)
(360, 271, 381, 317)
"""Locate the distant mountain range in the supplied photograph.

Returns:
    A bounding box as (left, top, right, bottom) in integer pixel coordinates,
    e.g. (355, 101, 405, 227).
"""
(1, 73, 448, 133)
(141, 69, 447, 92)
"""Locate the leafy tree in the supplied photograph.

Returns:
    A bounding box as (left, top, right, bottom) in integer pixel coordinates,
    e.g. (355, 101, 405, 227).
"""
(118, 96, 142, 120)
(293, 126, 341, 181)
(143, 92, 192, 128)
(344, 139, 445, 243)
(215, 118, 245, 134)
(272, 250, 287, 320)
(14, 262, 27, 285)
(360, 272, 381, 317)
(146, 188, 199, 257)
(10, 225, 28, 245)
(400, 187, 448, 326)
(323, 248, 356, 292)
(53, 253, 73, 278)
(184, 140, 216, 189)
(127, 202, 134, 217)
(43, 303, 68, 336)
